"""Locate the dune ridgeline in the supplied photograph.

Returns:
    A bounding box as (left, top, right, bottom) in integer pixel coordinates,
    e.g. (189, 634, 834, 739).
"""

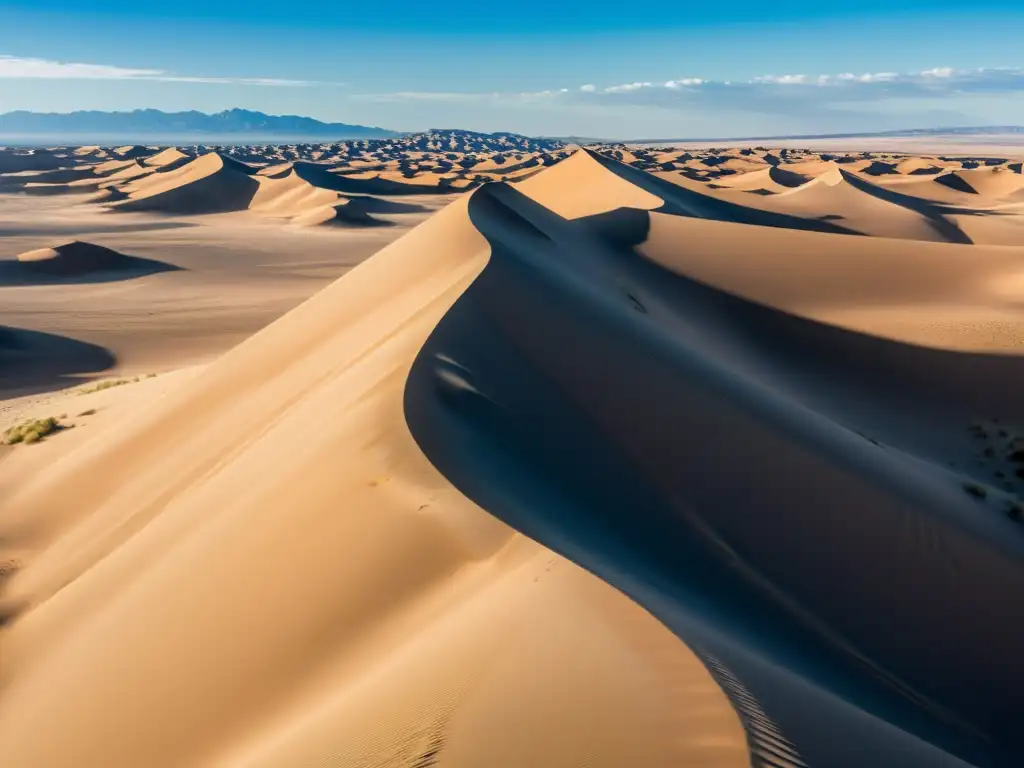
(2, 145, 1024, 768)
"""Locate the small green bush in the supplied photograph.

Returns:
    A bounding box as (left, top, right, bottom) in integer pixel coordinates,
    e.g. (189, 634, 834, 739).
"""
(2, 416, 61, 445)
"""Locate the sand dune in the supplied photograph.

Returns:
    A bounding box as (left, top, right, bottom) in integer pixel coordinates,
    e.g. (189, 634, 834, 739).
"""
(729, 168, 964, 242)
(290, 201, 379, 227)
(16, 241, 125, 275)
(894, 157, 947, 175)
(0, 193, 747, 768)
(939, 167, 1024, 197)
(111, 153, 260, 213)
(8, 240, 177, 284)
(112, 145, 155, 160)
(709, 165, 810, 193)
(142, 147, 194, 168)
(249, 166, 345, 216)
(3, 140, 1024, 767)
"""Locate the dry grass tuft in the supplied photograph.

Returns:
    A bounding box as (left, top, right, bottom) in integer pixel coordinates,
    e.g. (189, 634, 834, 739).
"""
(2, 416, 65, 445)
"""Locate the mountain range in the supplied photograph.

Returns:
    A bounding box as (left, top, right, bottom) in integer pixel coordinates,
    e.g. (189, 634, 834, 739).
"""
(0, 109, 398, 142)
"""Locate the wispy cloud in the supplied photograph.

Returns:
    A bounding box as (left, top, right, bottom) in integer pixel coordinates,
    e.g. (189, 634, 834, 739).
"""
(359, 66, 1024, 116)
(0, 54, 329, 86)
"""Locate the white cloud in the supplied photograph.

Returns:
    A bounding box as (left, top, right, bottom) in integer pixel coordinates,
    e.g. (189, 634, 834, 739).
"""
(837, 72, 898, 83)
(0, 54, 324, 86)
(603, 81, 652, 93)
(0, 55, 163, 80)
(665, 78, 703, 88)
(581, 66, 1020, 100)
(360, 91, 499, 103)
(755, 74, 808, 85)
(354, 65, 1024, 123)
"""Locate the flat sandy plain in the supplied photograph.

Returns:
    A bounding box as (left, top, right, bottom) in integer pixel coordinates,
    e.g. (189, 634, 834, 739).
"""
(1, 134, 1023, 767)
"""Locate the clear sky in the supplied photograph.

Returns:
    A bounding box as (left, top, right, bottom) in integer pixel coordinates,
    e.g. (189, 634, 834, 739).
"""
(3, 1, 1024, 137)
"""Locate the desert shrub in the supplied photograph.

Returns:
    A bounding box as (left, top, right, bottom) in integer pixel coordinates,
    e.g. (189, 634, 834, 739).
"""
(78, 378, 131, 395)
(2, 416, 61, 445)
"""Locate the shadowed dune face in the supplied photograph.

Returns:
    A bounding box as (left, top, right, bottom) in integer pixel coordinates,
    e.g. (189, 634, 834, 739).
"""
(111, 153, 262, 214)
(16, 241, 124, 274)
(0, 325, 116, 395)
(0, 151, 66, 174)
(7, 240, 179, 282)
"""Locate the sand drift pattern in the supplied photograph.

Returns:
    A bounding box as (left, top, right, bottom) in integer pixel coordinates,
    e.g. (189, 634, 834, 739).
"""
(699, 653, 808, 768)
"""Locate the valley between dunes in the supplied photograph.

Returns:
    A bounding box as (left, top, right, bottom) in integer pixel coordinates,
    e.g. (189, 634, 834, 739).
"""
(2, 138, 1024, 767)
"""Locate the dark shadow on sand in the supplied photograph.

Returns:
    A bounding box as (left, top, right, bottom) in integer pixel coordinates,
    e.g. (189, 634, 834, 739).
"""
(0, 326, 116, 397)
(0, 254, 181, 286)
(341, 195, 430, 214)
(0, 220, 198, 237)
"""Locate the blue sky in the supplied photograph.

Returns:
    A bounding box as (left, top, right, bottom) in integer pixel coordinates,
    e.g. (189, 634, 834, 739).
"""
(3, 2, 1024, 137)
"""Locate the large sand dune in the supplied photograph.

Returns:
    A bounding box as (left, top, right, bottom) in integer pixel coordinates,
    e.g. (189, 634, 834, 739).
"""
(2, 141, 1024, 767)
(0, 191, 747, 768)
